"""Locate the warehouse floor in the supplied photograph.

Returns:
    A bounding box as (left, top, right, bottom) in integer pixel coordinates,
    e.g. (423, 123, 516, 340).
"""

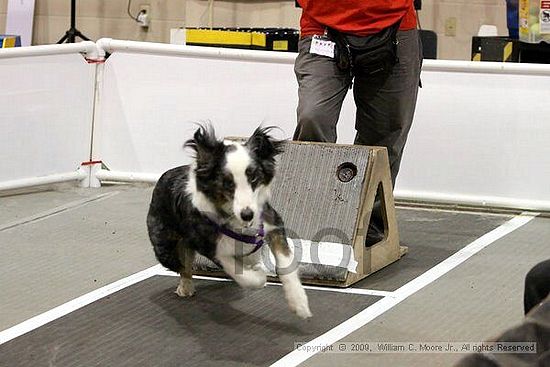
(0, 184, 548, 367)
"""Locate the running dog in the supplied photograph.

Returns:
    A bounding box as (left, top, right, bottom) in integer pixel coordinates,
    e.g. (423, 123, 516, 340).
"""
(146, 125, 312, 319)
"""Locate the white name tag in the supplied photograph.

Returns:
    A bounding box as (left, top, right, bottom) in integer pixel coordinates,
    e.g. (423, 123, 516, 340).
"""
(309, 35, 335, 58)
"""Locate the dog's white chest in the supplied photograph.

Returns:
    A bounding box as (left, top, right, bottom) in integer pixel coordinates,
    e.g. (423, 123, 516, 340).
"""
(215, 235, 258, 258)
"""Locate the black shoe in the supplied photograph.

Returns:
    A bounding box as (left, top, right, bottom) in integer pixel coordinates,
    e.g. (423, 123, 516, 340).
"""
(365, 222, 385, 247)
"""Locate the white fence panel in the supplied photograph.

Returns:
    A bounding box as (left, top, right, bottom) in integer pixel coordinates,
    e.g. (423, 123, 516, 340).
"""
(396, 62, 550, 210)
(0, 48, 96, 189)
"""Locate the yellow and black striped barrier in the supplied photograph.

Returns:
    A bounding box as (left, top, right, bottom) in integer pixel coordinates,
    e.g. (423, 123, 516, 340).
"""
(183, 28, 299, 52)
(471, 36, 519, 62)
(0, 34, 21, 48)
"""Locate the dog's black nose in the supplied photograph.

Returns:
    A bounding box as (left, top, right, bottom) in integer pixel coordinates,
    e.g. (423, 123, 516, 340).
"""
(240, 208, 254, 222)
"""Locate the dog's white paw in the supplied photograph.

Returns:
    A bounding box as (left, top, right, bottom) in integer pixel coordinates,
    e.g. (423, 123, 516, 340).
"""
(294, 302, 313, 319)
(175, 278, 195, 297)
(287, 288, 312, 319)
(238, 269, 267, 289)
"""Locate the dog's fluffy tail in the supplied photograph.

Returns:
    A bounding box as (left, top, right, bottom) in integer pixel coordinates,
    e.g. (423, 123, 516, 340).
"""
(152, 242, 182, 273)
(147, 214, 183, 273)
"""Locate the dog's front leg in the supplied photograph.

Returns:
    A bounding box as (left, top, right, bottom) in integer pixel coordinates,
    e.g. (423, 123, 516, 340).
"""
(217, 255, 267, 289)
(216, 239, 266, 289)
(266, 227, 312, 319)
(176, 243, 196, 297)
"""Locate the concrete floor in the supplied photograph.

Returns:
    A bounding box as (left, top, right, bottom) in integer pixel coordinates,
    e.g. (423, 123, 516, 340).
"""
(0, 184, 549, 366)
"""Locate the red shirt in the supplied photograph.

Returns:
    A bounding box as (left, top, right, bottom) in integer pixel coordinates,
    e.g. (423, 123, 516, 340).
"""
(298, 0, 417, 37)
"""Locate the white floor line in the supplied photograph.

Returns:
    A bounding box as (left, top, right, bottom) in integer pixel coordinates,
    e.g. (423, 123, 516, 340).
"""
(0, 191, 120, 232)
(271, 212, 539, 367)
(396, 204, 518, 217)
(302, 284, 393, 298)
(159, 270, 394, 298)
(0, 264, 163, 345)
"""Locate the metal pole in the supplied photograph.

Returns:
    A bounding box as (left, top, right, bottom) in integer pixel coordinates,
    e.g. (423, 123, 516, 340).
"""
(69, 0, 76, 42)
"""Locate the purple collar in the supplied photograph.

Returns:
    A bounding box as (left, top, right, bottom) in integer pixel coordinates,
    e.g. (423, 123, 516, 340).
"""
(205, 215, 265, 256)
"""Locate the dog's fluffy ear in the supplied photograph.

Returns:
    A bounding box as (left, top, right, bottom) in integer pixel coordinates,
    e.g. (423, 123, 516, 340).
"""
(185, 124, 221, 153)
(184, 124, 224, 167)
(246, 126, 285, 161)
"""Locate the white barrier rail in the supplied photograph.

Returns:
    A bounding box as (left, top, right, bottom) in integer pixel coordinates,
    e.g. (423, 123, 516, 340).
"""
(422, 58, 550, 76)
(95, 169, 159, 183)
(0, 171, 87, 192)
(394, 190, 550, 213)
(96, 38, 550, 75)
(96, 38, 295, 64)
(0, 41, 99, 60)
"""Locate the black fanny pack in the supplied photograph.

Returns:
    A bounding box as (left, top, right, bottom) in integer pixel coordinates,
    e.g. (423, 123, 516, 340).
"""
(329, 21, 401, 76)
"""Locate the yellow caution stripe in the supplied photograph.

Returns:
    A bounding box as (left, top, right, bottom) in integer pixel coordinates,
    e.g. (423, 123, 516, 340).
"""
(272, 40, 288, 51)
(2, 37, 16, 48)
(503, 41, 513, 62)
(186, 29, 252, 46)
(251, 32, 266, 48)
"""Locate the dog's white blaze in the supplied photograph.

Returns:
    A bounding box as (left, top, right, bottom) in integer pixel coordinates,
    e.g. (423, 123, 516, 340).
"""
(225, 143, 259, 221)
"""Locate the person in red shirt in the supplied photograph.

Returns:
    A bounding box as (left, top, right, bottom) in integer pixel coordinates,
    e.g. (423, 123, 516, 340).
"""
(293, 0, 423, 245)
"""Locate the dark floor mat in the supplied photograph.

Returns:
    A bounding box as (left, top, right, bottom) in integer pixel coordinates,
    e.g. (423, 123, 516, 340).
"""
(0, 276, 380, 367)
(354, 209, 513, 291)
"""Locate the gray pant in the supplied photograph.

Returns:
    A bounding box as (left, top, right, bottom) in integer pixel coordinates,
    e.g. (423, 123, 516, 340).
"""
(293, 29, 423, 239)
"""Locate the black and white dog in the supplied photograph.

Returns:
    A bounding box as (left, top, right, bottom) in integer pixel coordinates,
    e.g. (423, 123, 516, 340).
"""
(147, 125, 312, 319)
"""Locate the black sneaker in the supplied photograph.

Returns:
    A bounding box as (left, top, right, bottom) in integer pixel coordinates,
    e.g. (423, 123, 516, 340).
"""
(365, 222, 385, 247)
